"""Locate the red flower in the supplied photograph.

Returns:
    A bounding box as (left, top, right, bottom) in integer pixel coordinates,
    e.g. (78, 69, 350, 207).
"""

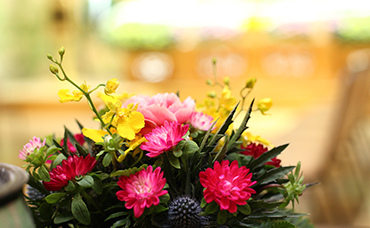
(43, 155, 97, 191)
(241, 143, 281, 167)
(60, 133, 86, 153)
(116, 166, 168, 218)
(199, 160, 256, 213)
(140, 121, 189, 158)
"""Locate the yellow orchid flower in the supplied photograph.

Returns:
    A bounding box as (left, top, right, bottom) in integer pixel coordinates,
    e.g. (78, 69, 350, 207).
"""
(104, 78, 119, 95)
(57, 82, 90, 103)
(242, 132, 272, 147)
(82, 128, 109, 143)
(117, 136, 147, 162)
(220, 86, 237, 111)
(257, 98, 273, 115)
(116, 109, 145, 140)
(98, 92, 134, 106)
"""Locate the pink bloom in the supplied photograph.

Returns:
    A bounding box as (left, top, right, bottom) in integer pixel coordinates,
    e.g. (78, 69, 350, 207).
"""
(123, 93, 195, 134)
(189, 112, 215, 131)
(140, 121, 189, 158)
(43, 155, 97, 191)
(116, 166, 168, 218)
(19, 137, 46, 160)
(199, 160, 256, 213)
(241, 143, 281, 167)
(60, 133, 86, 153)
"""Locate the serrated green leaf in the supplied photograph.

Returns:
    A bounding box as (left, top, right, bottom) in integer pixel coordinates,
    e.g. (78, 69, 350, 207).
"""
(38, 165, 50, 182)
(271, 220, 296, 228)
(45, 193, 67, 204)
(105, 211, 126, 221)
(71, 193, 91, 225)
(249, 144, 289, 169)
(257, 166, 295, 185)
(77, 175, 94, 188)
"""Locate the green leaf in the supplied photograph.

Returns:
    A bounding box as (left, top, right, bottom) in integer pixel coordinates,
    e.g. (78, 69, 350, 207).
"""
(105, 211, 126, 221)
(154, 204, 168, 213)
(257, 166, 295, 185)
(54, 213, 74, 224)
(217, 209, 227, 225)
(238, 203, 251, 215)
(65, 181, 76, 192)
(249, 144, 289, 169)
(46, 145, 61, 157)
(75, 143, 88, 157)
(103, 152, 114, 167)
(227, 99, 254, 151)
(52, 153, 67, 168)
(45, 192, 67, 204)
(182, 140, 199, 154)
(38, 165, 51, 182)
(91, 176, 103, 194)
(110, 165, 147, 177)
(71, 193, 91, 225)
(271, 220, 296, 228)
(205, 201, 219, 214)
(77, 175, 94, 188)
(172, 147, 183, 158)
(52, 139, 69, 158)
(168, 153, 181, 169)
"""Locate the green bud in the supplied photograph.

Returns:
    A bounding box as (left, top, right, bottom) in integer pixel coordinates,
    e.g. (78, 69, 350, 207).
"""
(212, 58, 217, 65)
(207, 91, 217, 98)
(206, 79, 213, 86)
(245, 77, 256, 89)
(47, 54, 54, 61)
(59, 46, 65, 56)
(223, 77, 230, 85)
(49, 65, 59, 74)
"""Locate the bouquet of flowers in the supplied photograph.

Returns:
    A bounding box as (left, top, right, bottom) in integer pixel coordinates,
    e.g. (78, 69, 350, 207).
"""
(20, 47, 313, 228)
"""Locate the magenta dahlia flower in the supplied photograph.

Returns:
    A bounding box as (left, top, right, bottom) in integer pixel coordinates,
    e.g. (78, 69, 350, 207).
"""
(43, 154, 97, 191)
(241, 142, 281, 167)
(123, 93, 195, 134)
(199, 160, 256, 213)
(116, 166, 168, 218)
(140, 121, 189, 157)
(189, 111, 215, 131)
(19, 136, 46, 160)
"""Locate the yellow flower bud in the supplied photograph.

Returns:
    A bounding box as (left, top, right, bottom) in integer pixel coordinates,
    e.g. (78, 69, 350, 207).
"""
(246, 78, 256, 89)
(257, 98, 272, 115)
(49, 65, 59, 74)
(105, 78, 119, 95)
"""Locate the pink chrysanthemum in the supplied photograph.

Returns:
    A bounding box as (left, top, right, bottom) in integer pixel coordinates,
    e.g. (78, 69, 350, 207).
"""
(43, 155, 97, 191)
(189, 112, 215, 131)
(140, 121, 189, 158)
(199, 160, 256, 213)
(116, 166, 168, 218)
(19, 136, 46, 160)
(123, 93, 195, 134)
(60, 133, 86, 153)
(241, 143, 281, 167)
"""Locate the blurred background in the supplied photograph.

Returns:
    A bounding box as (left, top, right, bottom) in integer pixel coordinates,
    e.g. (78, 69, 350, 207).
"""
(0, 0, 370, 227)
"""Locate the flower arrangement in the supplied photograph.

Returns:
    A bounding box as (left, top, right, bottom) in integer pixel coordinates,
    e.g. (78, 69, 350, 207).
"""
(20, 47, 314, 228)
